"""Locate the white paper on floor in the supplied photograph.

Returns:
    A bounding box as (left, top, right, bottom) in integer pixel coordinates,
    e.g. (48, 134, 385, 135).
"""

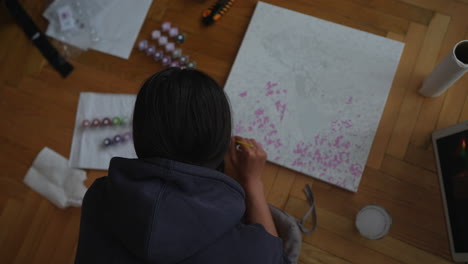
(224, 2, 405, 192)
(44, 0, 153, 59)
(69, 92, 137, 170)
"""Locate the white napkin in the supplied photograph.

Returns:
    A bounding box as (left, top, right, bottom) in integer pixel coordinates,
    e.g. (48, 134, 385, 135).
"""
(24, 147, 88, 209)
(69, 92, 137, 170)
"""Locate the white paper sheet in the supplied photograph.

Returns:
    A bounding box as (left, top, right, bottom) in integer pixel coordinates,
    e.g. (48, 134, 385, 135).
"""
(69, 92, 137, 170)
(224, 2, 404, 192)
(46, 0, 153, 59)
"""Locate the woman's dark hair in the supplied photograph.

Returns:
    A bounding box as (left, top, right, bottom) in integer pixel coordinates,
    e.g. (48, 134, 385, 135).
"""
(132, 68, 232, 168)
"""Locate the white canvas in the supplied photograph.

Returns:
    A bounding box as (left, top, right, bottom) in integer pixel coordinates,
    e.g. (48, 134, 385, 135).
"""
(224, 2, 404, 192)
(69, 92, 137, 170)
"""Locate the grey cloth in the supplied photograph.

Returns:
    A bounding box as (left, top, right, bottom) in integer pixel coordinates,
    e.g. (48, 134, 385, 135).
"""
(269, 184, 317, 264)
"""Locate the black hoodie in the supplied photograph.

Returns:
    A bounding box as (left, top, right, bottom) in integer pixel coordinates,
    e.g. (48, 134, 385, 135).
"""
(75, 157, 290, 263)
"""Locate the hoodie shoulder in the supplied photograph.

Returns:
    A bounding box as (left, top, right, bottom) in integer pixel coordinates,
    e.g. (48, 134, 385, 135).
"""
(178, 222, 289, 264)
(75, 157, 288, 264)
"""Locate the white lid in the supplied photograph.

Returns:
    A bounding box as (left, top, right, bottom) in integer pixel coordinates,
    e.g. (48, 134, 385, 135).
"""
(355, 205, 392, 240)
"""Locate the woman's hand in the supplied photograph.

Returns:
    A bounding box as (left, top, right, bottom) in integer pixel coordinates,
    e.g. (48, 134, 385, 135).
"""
(229, 136, 279, 237)
(229, 136, 267, 187)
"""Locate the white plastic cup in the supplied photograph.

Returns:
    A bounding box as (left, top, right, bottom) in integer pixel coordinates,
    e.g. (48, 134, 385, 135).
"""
(355, 205, 392, 240)
(419, 40, 468, 97)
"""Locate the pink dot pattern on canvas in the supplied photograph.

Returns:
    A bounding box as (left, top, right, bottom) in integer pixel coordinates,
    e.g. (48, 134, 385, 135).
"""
(233, 81, 364, 190)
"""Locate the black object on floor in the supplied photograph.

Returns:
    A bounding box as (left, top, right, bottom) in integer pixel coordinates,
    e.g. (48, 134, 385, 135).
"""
(4, 0, 74, 78)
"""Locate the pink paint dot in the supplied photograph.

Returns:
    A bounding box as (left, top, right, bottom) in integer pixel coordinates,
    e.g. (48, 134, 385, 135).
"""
(239, 91, 247, 98)
(274, 100, 287, 121)
(266, 81, 278, 90)
(267, 130, 278, 136)
(255, 108, 264, 118)
(349, 163, 363, 177)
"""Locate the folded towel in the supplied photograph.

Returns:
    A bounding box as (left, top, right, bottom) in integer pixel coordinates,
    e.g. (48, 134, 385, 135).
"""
(24, 147, 87, 208)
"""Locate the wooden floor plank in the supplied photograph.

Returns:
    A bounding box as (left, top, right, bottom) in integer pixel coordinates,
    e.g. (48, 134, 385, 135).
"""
(289, 173, 315, 201)
(267, 167, 297, 209)
(381, 155, 439, 192)
(404, 144, 437, 172)
(161, 5, 252, 47)
(305, 169, 450, 259)
(459, 93, 468, 122)
(386, 32, 406, 42)
(49, 209, 81, 264)
(285, 197, 401, 264)
(13, 200, 55, 264)
(361, 167, 445, 228)
(0, 191, 42, 264)
(440, 29, 468, 127)
(0, 25, 22, 66)
(295, 0, 411, 35)
(0, 31, 35, 86)
(262, 162, 281, 197)
(367, 23, 427, 169)
(386, 14, 451, 159)
(410, 17, 468, 148)
(0, 199, 22, 247)
(299, 241, 351, 264)
(31, 209, 75, 264)
(351, 0, 434, 25)
(287, 196, 452, 264)
(359, 169, 449, 258)
(402, 0, 468, 24)
(0, 177, 30, 203)
(436, 74, 468, 128)
(410, 94, 447, 148)
(264, 0, 407, 36)
(68, 242, 78, 264)
(146, 0, 170, 21)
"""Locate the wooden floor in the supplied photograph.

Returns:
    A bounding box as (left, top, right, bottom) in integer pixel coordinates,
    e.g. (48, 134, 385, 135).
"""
(1, 0, 468, 263)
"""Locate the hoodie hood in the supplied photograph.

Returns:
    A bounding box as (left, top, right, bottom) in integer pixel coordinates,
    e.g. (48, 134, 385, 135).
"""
(104, 157, 246, 264)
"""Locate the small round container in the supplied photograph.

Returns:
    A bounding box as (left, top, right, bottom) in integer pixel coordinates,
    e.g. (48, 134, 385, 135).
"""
(355, 205, 392, 240)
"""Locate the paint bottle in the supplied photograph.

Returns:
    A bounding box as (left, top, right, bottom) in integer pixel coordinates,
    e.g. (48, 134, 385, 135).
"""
(355, 205, 392, 240)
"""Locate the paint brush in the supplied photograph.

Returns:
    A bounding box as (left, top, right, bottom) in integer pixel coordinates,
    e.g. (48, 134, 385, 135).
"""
(235, 140, 254, 148)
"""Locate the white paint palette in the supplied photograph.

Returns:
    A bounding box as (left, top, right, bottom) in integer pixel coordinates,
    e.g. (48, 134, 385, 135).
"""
(224, 2, 404, 191)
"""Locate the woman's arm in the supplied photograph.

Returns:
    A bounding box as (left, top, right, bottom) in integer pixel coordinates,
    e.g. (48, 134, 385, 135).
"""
(229, 136, 278, 237)
(243, 180, 278, 237)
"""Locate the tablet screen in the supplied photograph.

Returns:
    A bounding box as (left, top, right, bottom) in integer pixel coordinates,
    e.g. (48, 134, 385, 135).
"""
(436, 129, 468, 253)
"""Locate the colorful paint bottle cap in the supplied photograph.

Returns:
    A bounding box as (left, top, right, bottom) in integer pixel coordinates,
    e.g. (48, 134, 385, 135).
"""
(151, 30, 161, 40)
(355, 205, 392, 240)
